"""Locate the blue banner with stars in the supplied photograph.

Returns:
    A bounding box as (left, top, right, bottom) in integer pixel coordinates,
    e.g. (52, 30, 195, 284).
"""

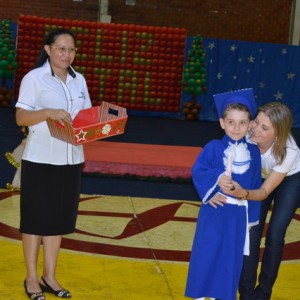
(184, 37, 300, 128)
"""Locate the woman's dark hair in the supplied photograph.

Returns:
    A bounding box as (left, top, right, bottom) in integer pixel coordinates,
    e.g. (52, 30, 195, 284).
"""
(34, 28, 76, 69)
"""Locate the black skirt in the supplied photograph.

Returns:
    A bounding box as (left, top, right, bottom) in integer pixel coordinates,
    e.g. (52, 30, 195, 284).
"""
(20, 160, 83, 236)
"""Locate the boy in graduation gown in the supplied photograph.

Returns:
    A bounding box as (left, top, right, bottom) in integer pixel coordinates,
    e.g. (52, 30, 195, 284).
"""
(185, 89, 262, 300)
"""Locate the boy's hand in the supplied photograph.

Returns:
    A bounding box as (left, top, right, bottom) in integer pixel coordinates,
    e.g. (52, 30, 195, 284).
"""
(218, 174, 234, 191)
(208, 193, 227, 208)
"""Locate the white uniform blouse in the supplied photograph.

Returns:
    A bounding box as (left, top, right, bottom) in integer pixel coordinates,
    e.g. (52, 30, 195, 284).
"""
(16, 60, 92, 165)
(261, 136, 300, 178)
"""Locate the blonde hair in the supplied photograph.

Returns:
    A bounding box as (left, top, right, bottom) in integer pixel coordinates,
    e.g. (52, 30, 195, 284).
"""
(257, 102, 293, 164)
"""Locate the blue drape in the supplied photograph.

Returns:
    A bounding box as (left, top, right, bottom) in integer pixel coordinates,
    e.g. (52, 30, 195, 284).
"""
(185, 37, 300, 128)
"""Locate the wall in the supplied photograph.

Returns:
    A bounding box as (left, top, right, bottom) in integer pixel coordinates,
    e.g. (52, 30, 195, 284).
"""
(0, 0, 99, 23)
(0, 0, 294, 44)
(108, 0, 293, 44)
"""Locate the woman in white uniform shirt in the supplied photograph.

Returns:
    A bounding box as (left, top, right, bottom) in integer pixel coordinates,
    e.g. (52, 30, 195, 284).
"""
(16, 29, 91, 300)
(222, 102, 300, 299)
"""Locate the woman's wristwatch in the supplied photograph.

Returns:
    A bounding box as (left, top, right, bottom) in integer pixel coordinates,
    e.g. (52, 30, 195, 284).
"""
(238, 190, 249, 200)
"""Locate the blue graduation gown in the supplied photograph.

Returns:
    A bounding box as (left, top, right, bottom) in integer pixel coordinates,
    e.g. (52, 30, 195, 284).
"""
(185, 135, 261, 300)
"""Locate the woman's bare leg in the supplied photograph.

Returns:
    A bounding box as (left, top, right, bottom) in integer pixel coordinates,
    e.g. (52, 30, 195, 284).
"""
(41, 235, 63, 290)
(22, 233, 43, 293)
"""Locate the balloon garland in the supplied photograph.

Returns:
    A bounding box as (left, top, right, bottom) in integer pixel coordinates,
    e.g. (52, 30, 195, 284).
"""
(0, 19, 17, 79)
(15, 15, 187, 114)
(181, 35, 207, 121)
(0, 19, 17, 107)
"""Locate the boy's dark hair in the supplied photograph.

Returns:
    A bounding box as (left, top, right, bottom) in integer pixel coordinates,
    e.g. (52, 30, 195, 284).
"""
(222, 103, 251, 119)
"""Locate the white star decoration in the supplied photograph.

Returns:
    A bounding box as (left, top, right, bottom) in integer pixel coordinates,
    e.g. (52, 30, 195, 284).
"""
(274, 91, 284, 100)
(281, 48, 287, 55)
(247, 55, 255, 63)
(75, 129, 87, 142)
(287, 72, 295, 80)
(216, 72, 223, 79)
(230, 45, 237, 52)
(208, 42, 215, 50)
(259, 81, 266, 88)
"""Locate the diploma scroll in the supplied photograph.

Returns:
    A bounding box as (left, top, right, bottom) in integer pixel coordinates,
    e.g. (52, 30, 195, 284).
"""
(225, 150, 234, 177)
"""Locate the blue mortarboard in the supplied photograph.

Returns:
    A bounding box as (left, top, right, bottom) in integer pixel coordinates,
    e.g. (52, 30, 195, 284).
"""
(213, 88, 257, 118)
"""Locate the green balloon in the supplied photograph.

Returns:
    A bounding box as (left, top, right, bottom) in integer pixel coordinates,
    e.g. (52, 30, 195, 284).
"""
(11, 61, 17, 69)
(194, 61, 201, 68)
(4, 70, 13, 78)
(0, 60, 8, 69)
(3, 38, 10, 44)
(1, 47, 9, 55)
(183, 72, 190, 80)
(7, 53, 14, 62)
(194, 72, 201, 80)
(2, 19, 10, 26)
(188, 78, 196, 87)
(194, 86, 203, 95)
(189, 66, 195, 73)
